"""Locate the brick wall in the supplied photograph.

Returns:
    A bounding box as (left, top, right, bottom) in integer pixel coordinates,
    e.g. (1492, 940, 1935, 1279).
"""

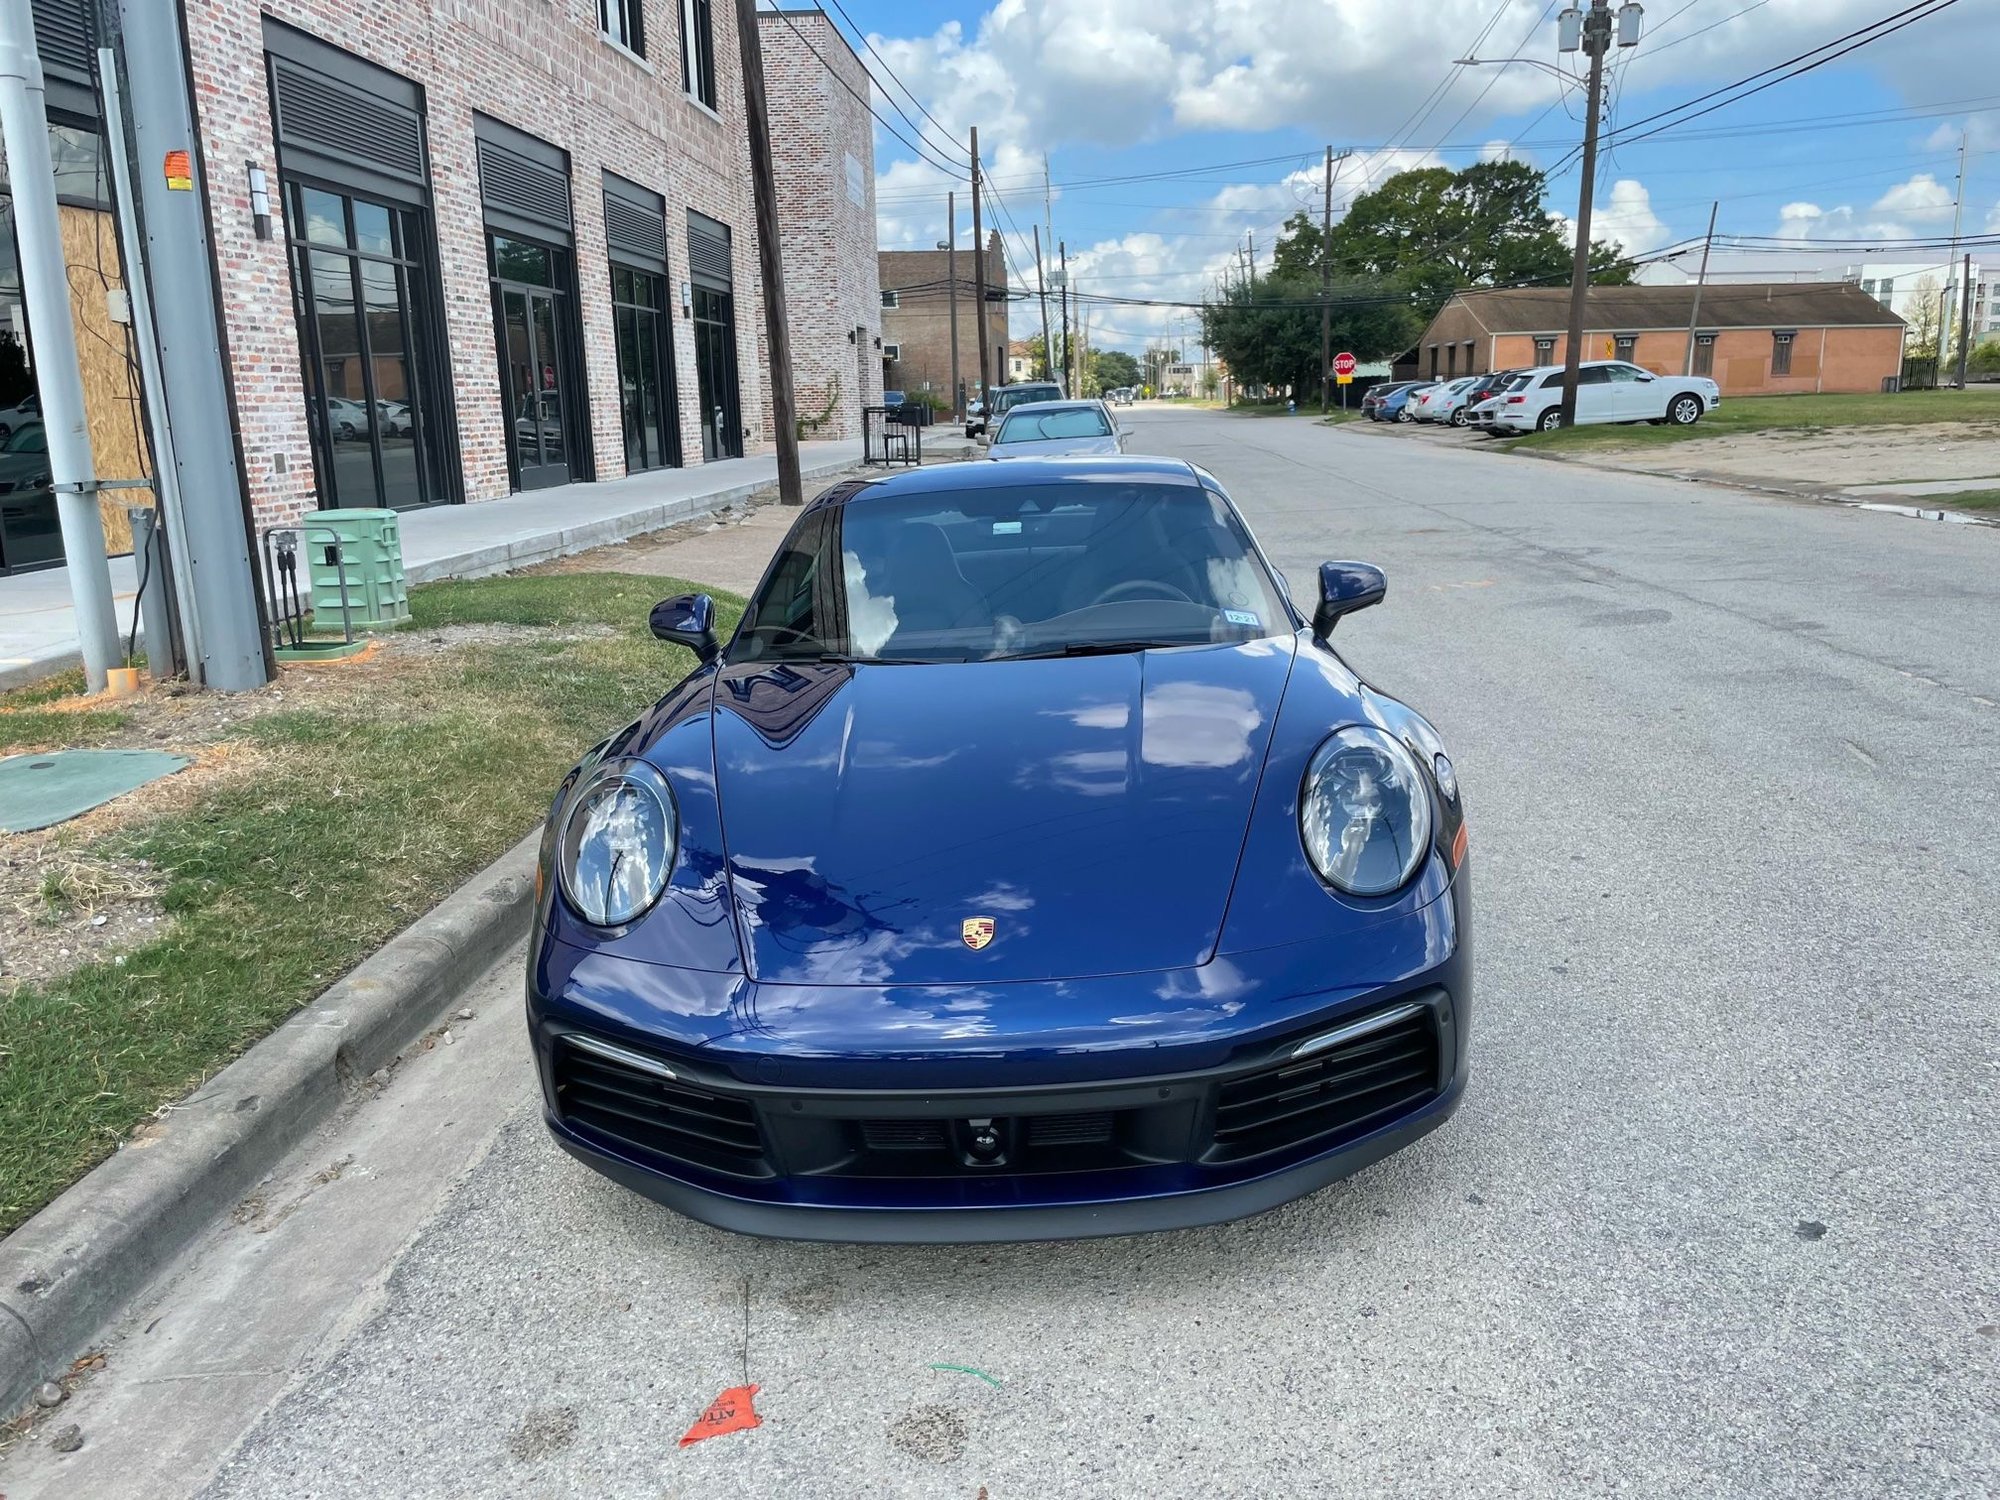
(758, 8, 879, 442)
(880, 242, 1009, 407)
(184, 0, 785, 532)
(1488, 326, 1905, 395)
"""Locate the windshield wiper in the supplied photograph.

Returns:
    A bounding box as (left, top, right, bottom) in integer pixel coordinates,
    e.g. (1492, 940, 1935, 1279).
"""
(996, 640, 1198, 660)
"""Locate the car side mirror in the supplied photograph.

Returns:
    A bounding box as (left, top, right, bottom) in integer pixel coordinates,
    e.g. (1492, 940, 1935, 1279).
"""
(650, 592, 718, 663)
(1312, 561, 1386, 640)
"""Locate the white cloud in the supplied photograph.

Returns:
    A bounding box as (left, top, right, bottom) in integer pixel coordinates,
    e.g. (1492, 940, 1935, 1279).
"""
(1594, 179, 1669, 254)
(1870, 173, 1954, 224)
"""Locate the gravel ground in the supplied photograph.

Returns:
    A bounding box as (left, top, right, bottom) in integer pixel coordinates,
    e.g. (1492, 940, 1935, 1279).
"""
(8, 407, 1994, 1500)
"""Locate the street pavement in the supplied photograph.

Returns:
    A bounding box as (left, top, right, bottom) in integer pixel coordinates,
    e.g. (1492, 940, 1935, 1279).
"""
(7, 406, 1995, 1498)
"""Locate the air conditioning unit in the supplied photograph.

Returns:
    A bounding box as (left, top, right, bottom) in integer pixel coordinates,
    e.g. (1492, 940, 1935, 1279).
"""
(883, 344, 901, 362)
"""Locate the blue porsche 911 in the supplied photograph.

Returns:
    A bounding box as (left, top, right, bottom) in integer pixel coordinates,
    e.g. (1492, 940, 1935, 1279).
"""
(527, 456, 1469, 1242)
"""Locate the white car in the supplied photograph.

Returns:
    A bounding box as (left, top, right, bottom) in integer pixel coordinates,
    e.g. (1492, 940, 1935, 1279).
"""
(1487, 361, 1720, 434)
(1468, 372, 1534, 432)
(1413, 376, 1482, 426)
(0, 393, 38, 443)
(987, 399, 1127, 459)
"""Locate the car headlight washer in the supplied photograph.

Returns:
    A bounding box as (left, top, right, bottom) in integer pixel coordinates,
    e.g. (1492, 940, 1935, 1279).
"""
(1300, 725, 1434, 896)
(556, 759, 678, 928)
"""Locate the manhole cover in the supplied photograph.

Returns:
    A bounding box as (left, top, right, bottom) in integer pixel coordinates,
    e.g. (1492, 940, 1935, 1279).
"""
(0, 749, 191, 833)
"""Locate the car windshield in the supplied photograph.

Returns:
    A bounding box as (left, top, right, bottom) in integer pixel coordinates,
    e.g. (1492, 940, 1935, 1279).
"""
(732, 481, 1292, 664)
(995, 407, 1112, 444)
(1, 425, 45, 454)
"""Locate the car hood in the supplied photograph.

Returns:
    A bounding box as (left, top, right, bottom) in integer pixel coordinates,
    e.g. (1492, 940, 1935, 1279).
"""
(708, 640, 1296, 986)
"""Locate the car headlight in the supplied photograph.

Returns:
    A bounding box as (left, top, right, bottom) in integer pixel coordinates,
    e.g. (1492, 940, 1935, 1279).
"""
(556, 760, 677, 927)
(1300, 726, 1434, 896)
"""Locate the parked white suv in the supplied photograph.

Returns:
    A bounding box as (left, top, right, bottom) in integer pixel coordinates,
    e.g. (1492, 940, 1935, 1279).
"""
(1487, 361, 1719, 434)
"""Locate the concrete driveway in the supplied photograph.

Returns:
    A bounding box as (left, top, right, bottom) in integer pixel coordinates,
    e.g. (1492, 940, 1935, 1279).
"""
(7, 406, 1994, 1500)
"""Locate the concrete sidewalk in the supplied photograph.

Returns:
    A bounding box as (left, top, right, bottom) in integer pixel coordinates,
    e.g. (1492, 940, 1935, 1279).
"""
(0, 439, 866, 690)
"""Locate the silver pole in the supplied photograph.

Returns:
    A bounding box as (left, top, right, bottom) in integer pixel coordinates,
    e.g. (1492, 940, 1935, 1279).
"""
(98, 43, 201, 677)
(0, 0, 121, 689)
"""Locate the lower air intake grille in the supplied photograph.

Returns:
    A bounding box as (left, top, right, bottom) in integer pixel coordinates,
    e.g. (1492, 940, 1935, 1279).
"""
(1206, 1007, 1440, 1166)
(860, 1119, 947, 1151)
(1027, 1111, 1115, 1146)
(555, 1037, 771, 1179)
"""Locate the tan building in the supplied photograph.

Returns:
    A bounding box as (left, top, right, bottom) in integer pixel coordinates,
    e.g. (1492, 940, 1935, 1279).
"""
(879, 237, 1009, 407)
(1417, 283, 1906, 395)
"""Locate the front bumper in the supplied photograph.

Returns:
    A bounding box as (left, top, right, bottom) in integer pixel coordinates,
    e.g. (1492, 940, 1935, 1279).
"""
(528, 879, 1471, 1242)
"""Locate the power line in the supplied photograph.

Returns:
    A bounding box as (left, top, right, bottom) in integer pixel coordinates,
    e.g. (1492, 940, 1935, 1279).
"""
(816, 0, 972, 167)
(762, 6, 968, 178)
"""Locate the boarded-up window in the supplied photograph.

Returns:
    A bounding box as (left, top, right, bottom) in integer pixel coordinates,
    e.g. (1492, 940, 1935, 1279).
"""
(1692, 334, 1715, 377)
(1771, 331, 1795, 377)
(1725, 356, 1764, 389)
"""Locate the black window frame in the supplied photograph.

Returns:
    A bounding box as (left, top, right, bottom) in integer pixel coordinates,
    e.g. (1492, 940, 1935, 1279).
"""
(682, 0, 716, 109)
(1771, 331, 1795, 378)
(600, 0, 644, 54)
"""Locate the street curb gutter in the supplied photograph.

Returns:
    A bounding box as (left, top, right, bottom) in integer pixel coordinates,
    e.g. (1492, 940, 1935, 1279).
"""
(0, 829, 541, 1417)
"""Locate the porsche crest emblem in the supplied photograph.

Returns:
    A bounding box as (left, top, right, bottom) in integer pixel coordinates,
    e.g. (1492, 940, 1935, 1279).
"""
(962, 916, 996, 951)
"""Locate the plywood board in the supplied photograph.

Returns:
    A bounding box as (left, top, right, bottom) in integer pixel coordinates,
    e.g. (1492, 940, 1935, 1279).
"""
(57, 204, 154, 556)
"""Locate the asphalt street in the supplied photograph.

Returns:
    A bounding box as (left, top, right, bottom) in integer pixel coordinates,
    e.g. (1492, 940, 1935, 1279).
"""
(8, 406, 1995, 1498)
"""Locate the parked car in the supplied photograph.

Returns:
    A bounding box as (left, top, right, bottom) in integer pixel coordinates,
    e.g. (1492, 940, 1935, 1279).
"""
(1108, 387, 1135, 406)
(0, 420, 49, 494)
(325, 397, 373, 440)
(0, 393, 39, 444)
(1359, 382, 1416, 421)
(528, 455, 1471, 1241)
(1467, 373, 1533, 433)
(1429, 373, 1512, 428)
(883, 390, 906, 408)
(377, 401, 413, 437)
(1412, 377, 1481, 425)
(987, 399, 1126, 458)
(968, 380, 1065, 438)
(1487, 361, 1720, 434)
(1378, 383, 1436, 423)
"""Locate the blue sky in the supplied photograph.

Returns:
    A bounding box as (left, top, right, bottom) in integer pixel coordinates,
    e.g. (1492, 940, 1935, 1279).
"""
(809, 0, 2000, 351)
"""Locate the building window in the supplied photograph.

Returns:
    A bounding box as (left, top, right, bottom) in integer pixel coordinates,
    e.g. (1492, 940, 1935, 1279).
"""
(681, 0, 715, 108)
(1879, 278, 1894, 299)
(1534, 336, 1556, 362)
(1861, 279, 1876, 295)
(1446, 344, 1456, 377)
(1692, 334, 1715, 378)
(1614, 334, 1637, 360)
(1771, 331, 1794, 377)
(611, 265, 678, 473)
(881, 289, 899, 309)
(1427, 345, 1438, 377)
(600, 0, 643, 54)
(883, 344, 902, 362)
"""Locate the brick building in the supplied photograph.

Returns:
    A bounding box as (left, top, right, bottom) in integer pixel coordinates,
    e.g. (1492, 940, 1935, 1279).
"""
(757, 7, 881, 442)
(1417, 283, 1906, 395)
(879, 239, 1009, 409)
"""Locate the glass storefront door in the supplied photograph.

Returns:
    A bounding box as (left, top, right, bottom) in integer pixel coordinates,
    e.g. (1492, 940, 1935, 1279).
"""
(611, 265, 678, 473)
(693, 284, 741, 461)
(285, 182, 448, 511)
(489, 235, 579, 490)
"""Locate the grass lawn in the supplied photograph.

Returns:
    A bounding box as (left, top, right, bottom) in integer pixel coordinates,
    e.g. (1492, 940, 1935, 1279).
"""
(1916, 488, 2000, 512)
(1509, 388, 2000, 452)
(0, 571, 738, 1235)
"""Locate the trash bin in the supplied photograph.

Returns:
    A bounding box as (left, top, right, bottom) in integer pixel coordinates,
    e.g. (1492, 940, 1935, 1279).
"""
(305, 508, 410, 631)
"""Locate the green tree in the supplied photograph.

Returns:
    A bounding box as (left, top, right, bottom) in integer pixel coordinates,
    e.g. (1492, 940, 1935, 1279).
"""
(1092, 348, 1142, 390)
(1200, 273, 1420, 398)
(1906, 275, 1942, 358)
(1274, 161, 1632, 323)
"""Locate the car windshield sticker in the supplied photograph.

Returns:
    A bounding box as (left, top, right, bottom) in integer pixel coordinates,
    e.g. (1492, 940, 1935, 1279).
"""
(1224, 609, 1260, 627)
(992, 520, 1023, 534)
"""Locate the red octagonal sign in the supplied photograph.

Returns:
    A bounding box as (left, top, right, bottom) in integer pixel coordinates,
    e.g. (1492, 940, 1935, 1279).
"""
(1332, 351, 1357, 376)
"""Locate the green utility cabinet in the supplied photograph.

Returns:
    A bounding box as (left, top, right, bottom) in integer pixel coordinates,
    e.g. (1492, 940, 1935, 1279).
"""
(305, 508, 410, 631)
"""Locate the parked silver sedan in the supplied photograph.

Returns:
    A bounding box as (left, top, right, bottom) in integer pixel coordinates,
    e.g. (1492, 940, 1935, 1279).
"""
(986, 399, 1128, 459)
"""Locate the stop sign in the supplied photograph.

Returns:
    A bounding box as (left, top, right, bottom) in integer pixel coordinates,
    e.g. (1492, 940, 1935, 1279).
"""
(1332, 351, 1357, 377)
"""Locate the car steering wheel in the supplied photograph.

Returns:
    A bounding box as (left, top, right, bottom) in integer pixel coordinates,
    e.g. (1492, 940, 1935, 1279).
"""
(1091, 578, 1194, 607)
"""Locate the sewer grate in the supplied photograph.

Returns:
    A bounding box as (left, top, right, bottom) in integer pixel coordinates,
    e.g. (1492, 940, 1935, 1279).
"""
(0, 749, 192, 833)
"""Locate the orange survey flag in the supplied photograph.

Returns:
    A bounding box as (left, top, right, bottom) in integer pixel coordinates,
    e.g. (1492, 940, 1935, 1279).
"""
(679, 1384, 762, 1447)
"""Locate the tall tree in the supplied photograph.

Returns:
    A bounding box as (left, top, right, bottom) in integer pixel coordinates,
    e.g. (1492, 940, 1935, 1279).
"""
(1200, 274, 1420, 397)
(1274, 161, 1632, 322)
(1091, 348, 1142, 390)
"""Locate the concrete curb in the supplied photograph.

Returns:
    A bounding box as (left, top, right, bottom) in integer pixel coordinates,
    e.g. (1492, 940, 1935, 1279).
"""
(0, 830, 541, 1417)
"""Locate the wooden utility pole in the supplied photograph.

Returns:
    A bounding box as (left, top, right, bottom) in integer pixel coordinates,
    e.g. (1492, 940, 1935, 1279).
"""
(1033, 225, 1053, 380)
(946, 189, 960, 418)
(1683, 200, 1718, 376)
(1558, 0, 1612, 428)
(971, 126, 991, 408)
(733, 0, 800, 502)
(1958, 251, 1975, 390)
(1059, 239, 1071, 391)
(1319, 145, 1334, 412)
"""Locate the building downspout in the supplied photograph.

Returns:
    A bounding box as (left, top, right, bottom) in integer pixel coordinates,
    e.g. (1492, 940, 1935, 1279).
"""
(1817, 325, 1827, 393)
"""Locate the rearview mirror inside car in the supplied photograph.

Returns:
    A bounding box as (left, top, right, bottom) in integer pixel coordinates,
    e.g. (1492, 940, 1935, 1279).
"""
(650, 593, 718, 662)
(1312, 561, 1387, 640)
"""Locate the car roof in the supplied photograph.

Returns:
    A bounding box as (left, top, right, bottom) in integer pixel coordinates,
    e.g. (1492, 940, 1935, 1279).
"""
(818, 455, 1202, 508)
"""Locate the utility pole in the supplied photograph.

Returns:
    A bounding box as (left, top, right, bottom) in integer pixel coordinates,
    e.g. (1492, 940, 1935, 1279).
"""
(1958, 251, 1975, 391)
(1033, 225, 1053, 381)
(971, 126, 990, 408)
(0, 0, 120, 690)
(1941, 130, 1968, 384)
(1557, 0, 1640, 427)
(1683, 199, 1718, 376)
(1318, 146, 1346, 413)
(1059, 240, 1071, 391)
(733, 0, 801, 503)
(946, 189, 960, 419)
(111, 0, 269, 689)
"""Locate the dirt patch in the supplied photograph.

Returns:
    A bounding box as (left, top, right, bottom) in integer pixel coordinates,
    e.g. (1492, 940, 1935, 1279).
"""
(888, 1403, 969, 1464)
(0, 840, 165, 991)
(505, 1405, 579, 1462)
(1571, 421, 2000, 494)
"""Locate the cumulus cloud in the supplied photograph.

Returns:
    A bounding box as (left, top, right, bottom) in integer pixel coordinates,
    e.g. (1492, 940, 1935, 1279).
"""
(1870, 173, 1955, 223)
(1593, 179, 1670, 254)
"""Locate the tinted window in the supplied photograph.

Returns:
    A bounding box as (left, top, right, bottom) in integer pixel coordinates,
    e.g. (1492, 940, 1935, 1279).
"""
(734, 483, 1291, 664)
(996, 407, 1112, 443)
(1579, 366, 1611, 385)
